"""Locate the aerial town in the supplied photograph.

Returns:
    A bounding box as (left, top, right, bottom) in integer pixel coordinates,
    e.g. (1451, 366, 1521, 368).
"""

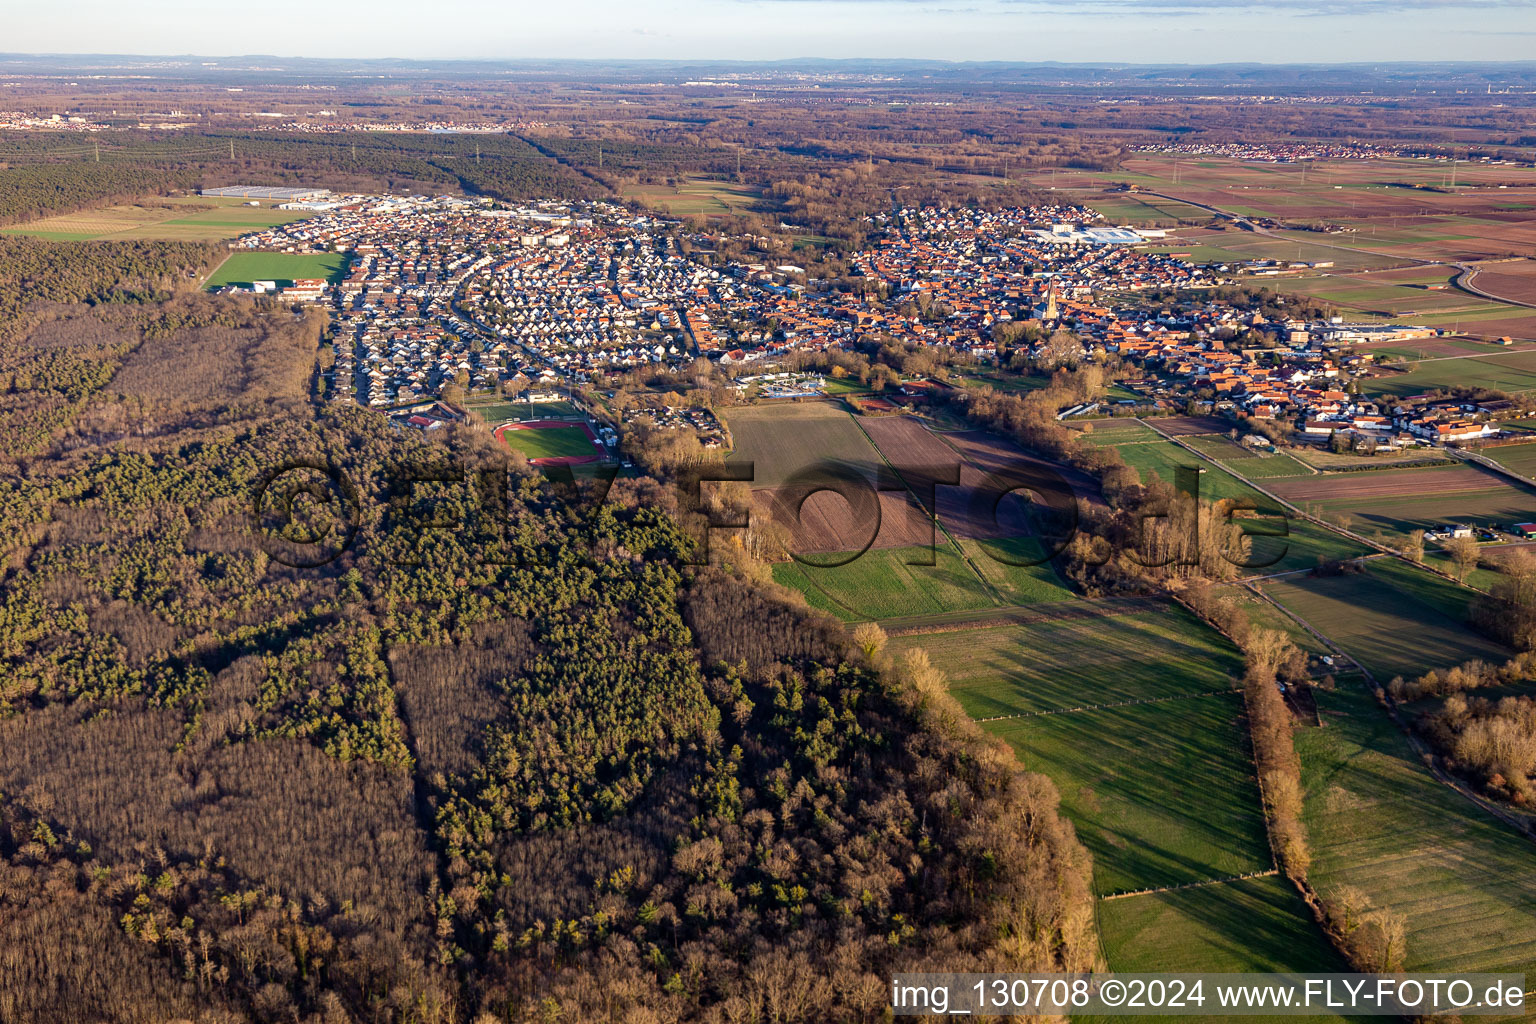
(221, 189, 1521, 450)
(5, 45, 1536, 1023)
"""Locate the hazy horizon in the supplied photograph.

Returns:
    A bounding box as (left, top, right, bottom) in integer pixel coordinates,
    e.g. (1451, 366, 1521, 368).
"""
(8, 0, 1536, 65)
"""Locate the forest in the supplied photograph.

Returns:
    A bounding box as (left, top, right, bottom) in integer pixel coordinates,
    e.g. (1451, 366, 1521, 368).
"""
(0, 132, 599, 225)
(0, 236, 1096, 1022)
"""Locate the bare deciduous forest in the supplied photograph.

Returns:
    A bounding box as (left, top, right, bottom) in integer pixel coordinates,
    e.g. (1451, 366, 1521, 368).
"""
(0, 234, 1096, 1022)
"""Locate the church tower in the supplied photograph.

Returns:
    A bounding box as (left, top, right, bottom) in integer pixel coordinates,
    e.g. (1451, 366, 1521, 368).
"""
(1040, 281, 1060, 322)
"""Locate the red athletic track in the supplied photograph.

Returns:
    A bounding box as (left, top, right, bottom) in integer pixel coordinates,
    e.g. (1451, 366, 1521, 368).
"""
(493, 419, 604, 466)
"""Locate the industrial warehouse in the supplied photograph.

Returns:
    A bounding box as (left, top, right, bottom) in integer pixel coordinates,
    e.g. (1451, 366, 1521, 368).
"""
(199, 185, 332, 201)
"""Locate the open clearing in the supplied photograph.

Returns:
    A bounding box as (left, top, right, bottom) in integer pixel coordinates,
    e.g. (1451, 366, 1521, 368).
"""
(1298, 685, 1536, 978)
(621, 176, 763, 217)
(1261, 562, 1508, 682)
(1, 195, 313, 242)
(205, 251, 350, 289)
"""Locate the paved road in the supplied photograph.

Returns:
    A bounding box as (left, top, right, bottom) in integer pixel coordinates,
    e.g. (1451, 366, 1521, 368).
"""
(1141, 418, 1491, 594)
(1455, 262, 1536, 312)
(1142, 188, 1536, 325)
(1447, 444, 1536, 490)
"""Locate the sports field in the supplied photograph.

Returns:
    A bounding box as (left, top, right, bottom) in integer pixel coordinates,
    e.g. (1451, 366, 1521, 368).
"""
(1261, 562, 1508, 682)
(1297, 685, 1536, 978)
(493, 421, 602, 463)
(205, 252, 351, 289)
(1, 196, 313, 242)
(468, 399, 579, 423)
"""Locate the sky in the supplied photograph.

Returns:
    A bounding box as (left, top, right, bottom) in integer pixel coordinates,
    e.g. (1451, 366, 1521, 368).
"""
(8, 0, 1536, 63)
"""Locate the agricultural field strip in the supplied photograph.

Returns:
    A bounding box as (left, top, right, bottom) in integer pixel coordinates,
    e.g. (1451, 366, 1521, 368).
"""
(849, 414, 1006, 606)
(1261, 569, 1507, 683)
(1298, 687, 1536, 981)
(973, 685, 1242, 722)
(879, 593, 1159, 635)
(1469, 443, 1536, 487)
(1265, 463, 1505, 503)
(1098, 868, 1279, 902)
(985, 692, 1273, 894)
(1141, 418, 1484, 593)
(1258, 573, 1536, 852)
(898, 602, 1274, 898)
(1136, 181, 1536, 332)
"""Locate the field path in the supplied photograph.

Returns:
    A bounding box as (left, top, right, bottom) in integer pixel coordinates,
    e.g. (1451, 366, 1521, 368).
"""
(1100, 869, 1279, 902)
(974, 685, 1240, 723)
(1141, 418, 1485, 593)
(1252, 579, 1536, 846)
(198, 250, 233, 290)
